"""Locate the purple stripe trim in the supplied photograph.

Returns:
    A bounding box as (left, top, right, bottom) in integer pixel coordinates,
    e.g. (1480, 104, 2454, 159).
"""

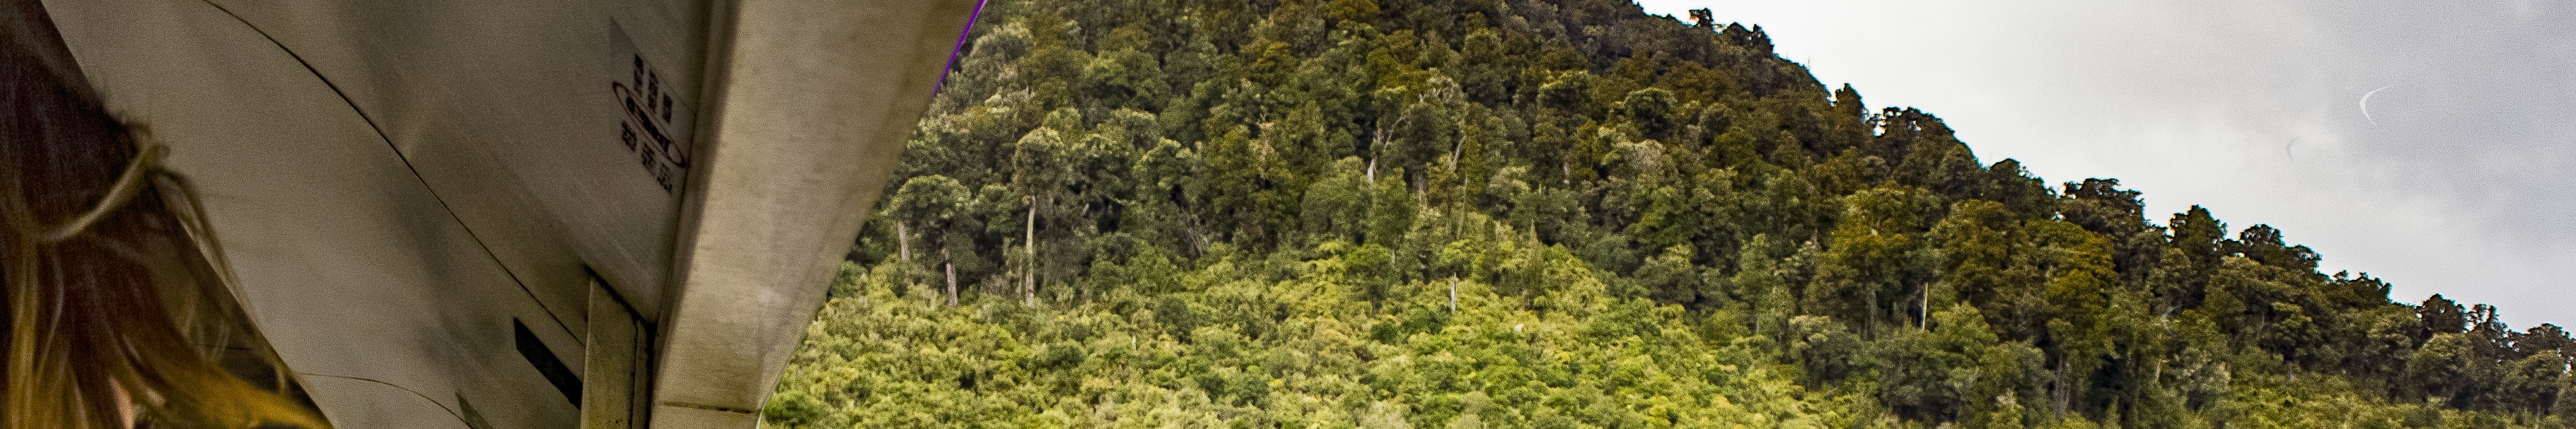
(934, 0, 990, 94)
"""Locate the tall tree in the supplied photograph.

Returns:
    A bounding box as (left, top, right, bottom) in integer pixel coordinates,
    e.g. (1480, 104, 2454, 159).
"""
(1012, 116, 1081, 303)
(2420, 294, 2469, 343)
(889, 175, 972, 306)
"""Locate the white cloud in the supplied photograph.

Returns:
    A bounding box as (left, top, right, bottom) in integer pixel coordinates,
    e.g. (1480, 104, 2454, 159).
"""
(1635, 0, 2576, 327)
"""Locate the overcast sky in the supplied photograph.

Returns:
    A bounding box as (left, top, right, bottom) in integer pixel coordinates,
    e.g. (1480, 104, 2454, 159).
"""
(1630, 0, 2576, 328)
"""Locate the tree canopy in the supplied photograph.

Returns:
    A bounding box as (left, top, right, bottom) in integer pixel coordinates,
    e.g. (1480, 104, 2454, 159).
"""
(773, 0, 2576, 427)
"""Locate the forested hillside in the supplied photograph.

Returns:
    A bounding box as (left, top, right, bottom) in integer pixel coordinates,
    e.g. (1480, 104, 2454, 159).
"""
(766, 0, 2576, 426)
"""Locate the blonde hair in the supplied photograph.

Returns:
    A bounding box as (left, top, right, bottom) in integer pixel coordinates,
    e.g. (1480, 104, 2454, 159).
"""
(4, 3, 331, 426)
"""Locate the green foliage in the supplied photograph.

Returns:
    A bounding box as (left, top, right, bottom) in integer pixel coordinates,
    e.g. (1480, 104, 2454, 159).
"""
(783, 0, 2574, 426)
(772, 243, 1864, 427)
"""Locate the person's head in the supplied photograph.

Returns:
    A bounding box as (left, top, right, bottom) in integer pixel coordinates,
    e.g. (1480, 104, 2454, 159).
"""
(3, 2, 329, 427)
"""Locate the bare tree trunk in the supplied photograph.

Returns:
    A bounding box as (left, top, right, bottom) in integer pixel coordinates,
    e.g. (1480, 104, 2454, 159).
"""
(1025, 196, 1037, 307)
(2052, 365, 2071, 421)
(1412, 170, 1426, 200)
(897, 222, 912, 262)
(1449, 278, 1458, 312)
(1448, 139, 1462, 173)
(943, 249, 957, 307)
(1866, 291, 1878, 339)
(1368, 123, 1386, 185)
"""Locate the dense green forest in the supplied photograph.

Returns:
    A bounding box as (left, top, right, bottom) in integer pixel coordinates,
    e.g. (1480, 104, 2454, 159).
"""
(765, 0, 2576, 426)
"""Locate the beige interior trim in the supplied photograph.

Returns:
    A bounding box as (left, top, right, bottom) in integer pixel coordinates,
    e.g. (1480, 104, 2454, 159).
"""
(648, 0, 979, 426)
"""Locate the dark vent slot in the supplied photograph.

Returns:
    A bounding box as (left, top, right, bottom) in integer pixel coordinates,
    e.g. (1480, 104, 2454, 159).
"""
(515, 319, 583, 405)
